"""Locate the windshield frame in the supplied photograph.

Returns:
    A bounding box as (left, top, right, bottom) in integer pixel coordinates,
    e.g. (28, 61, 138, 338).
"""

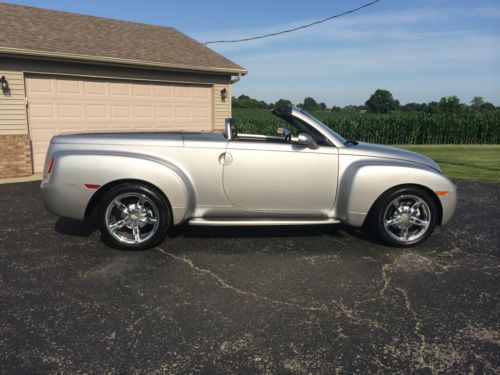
(296, 109, 347, 145)
(272, 106, 347, 147)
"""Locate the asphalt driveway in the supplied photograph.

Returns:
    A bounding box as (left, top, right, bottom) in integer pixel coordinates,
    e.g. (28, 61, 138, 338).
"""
(0, 180, 499, 374)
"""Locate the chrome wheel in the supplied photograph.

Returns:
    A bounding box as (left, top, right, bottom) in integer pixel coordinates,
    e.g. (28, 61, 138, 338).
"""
(105, 193, 160, 245)
(383, 194, 431, 244)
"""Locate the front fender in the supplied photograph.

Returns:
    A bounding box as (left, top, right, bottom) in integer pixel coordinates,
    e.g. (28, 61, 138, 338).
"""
(41, 151, 195, 224)
(336, 158, 457, 227)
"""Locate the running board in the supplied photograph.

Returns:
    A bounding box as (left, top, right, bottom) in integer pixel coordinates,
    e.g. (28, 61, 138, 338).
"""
(188, 218, 341, 226)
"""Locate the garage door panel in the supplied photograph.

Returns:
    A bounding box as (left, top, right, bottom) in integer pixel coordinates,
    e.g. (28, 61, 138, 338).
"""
(26, 78, 53, 95)
(58, 104, 83, 119)
(194, 106, 211, 119)
(110, 105, 131, 118)
(174, 86, 191, 98)
(56, 80, 81, 95)
(154, 86, 173, 97)
(30, 128, 55, 172)
(133, 84, 152, 97)
(84, 81, 107, 96)
(193, 87, 210, 98)
(26, 75, 213, 172)
(85, 104, 108, 119)
(134, 105, 154, 119)
(155, 106, 174, 119)
(109, 82, 130, 96)
(29, 103, 55, 119)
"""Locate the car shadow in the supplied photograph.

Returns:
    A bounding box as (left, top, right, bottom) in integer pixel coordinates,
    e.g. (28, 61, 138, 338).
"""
(54, 217, 383, 247)
(169, 223, 377, 243)
(55, 217, 98, 237)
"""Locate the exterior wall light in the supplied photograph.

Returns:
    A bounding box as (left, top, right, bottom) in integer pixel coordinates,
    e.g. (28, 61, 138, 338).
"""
(1, 76, 9, 94)
(220, 88, 227, 101)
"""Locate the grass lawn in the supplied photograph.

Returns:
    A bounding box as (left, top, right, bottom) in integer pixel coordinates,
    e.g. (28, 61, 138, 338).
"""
(397, 145, 500, 183)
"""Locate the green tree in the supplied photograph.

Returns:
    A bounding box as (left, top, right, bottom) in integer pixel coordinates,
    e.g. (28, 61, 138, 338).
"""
(438, 96, 464, 113)
(319, 102, 327, 111)
(423, 101, 440, 114)
(470, 96, 484, 109)
(232, 95, 269, 109)
(480, 102, 496, 111)
(365, 89, 400, 113)
(330, 106, 342, 112)
(274, 99, 293, 108)
(300, 97, 320, 111)
(342, 105, 358, 112)
(402, 103, 420, 112)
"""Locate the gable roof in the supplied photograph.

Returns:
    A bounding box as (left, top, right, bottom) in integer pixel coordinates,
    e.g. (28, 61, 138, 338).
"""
(0, 2, 246, 75)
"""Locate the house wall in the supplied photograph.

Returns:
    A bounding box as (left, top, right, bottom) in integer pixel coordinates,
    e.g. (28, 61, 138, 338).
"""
(0, 68, 32, 177)
(0, 56, 235, 178)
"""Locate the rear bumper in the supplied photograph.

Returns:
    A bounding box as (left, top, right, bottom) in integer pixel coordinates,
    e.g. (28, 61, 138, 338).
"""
(41, 178, 93, 220)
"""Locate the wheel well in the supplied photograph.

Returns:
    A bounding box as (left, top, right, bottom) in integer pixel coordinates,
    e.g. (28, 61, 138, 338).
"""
(363, 183, 443, 226)
(84, 179, 172, 220)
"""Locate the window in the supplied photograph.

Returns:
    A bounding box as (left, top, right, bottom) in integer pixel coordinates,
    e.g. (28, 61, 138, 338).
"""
(234, 114, 330, 146)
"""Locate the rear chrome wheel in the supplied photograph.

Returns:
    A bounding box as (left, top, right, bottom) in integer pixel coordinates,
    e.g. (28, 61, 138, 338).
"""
(371, 187, 438, 247)
(105, 193, 160, 245)
(99, 184, 170, 250)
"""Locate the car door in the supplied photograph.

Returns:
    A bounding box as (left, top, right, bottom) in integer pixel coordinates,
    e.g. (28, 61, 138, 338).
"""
(222, 140, 338, 214)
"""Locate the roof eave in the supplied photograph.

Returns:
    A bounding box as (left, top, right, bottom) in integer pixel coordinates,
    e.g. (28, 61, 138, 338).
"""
(0, 47, 248, 75)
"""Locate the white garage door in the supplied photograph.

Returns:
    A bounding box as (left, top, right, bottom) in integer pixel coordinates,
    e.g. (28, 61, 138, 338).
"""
(25, 75, 213, 173)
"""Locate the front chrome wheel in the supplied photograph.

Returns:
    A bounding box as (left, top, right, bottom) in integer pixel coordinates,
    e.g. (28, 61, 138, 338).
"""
(383, 194, 431, 243)
(371, 187, 438, 247)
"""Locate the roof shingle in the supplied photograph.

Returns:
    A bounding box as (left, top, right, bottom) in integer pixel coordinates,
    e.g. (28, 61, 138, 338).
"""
(0, 2, 246, 74)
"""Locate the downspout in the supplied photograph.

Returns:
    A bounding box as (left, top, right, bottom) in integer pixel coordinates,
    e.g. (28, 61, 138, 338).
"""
(231, 73, 242, 84)
(228, 74, 242, 118)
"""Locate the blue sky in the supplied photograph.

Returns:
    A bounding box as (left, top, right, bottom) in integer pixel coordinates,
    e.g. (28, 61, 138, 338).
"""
(4, 0, 500, 106)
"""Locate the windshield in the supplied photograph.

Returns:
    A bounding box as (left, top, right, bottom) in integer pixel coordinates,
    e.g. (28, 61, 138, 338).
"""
(299, 110, 347, 144)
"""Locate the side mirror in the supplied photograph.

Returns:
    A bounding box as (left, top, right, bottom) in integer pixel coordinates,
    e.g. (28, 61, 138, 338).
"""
(277, 127, 292, 141)
(297, 132, 319, 149)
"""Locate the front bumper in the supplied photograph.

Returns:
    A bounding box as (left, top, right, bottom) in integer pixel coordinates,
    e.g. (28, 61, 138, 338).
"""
(438, 180, 457, 225)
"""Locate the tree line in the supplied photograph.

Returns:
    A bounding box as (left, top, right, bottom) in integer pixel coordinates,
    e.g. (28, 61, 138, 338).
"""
(232, 90, 498, 114)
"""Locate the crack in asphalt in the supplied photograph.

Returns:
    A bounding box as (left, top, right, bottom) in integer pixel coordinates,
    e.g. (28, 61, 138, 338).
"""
(379, 258, 431, 371)
(395, 286, 429, 371)
(156, 247, 331, 312)
(155, 247, 387, 332)
(355, 256, 432, 371)
(473, 352, 498, 373)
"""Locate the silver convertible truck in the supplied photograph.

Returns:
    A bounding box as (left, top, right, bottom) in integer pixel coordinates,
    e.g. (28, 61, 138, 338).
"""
(41, 105, 456, 249)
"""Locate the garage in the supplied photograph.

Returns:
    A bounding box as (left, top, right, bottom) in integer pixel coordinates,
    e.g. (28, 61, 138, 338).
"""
(0, 2, 246, 178)
(26, 75, 212, 172)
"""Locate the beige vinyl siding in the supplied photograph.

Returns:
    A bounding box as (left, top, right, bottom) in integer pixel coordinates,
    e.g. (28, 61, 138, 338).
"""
(213, 83, 231, 130)
(0, 70, 28, 134)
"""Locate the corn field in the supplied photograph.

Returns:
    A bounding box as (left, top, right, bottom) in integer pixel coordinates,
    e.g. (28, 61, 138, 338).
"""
(232, 109, 500, 144)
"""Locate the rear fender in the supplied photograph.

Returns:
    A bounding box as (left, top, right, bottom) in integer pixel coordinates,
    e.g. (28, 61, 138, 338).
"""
(45, 151, 195, 224)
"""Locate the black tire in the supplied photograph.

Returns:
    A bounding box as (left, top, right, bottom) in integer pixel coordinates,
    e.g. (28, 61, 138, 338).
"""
(99, 183, 171, 250)
(368, 186, 438, 247)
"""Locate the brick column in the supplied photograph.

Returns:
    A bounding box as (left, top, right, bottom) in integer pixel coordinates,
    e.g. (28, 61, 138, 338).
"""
(0, 134, 33, 178)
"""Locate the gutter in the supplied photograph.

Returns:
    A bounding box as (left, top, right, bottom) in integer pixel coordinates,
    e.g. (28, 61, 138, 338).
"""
(0, 47, 248, 76)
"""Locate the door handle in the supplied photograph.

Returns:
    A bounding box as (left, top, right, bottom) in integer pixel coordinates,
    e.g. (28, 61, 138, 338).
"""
(218, 152, 233, 166)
